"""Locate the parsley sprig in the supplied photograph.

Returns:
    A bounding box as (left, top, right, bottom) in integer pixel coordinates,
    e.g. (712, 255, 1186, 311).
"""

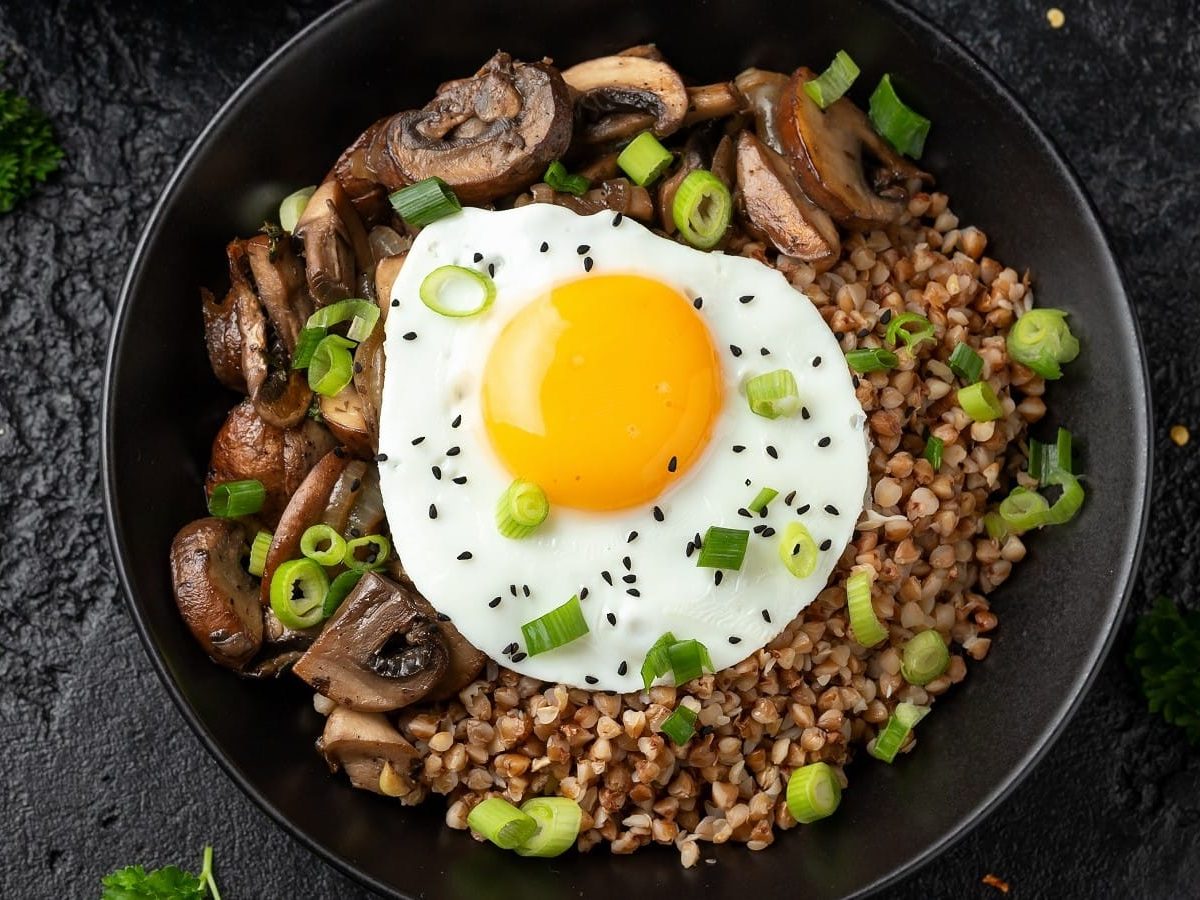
(0, 75, 64, 213)
(1130, 597, 1200, 743)
(101, 845, 221, 900)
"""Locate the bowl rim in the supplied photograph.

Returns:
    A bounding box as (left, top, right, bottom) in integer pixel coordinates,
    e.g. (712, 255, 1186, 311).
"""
(102, 1, 1153, 896)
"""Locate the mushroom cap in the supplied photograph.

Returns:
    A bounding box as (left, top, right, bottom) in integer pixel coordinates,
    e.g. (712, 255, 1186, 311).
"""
(201, 286, 247, 393)
(562, 55, 689, 141)
(293, 572, 449, 712)
(319, 386, 374, 458)
(170, 517, 263, 670)
(244, 232, 313, 353)
(294, 179, 373, 307)
(319, 706, 418, 794)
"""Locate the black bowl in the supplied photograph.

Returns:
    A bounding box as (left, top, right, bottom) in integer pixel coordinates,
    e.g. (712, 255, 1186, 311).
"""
(103, 1, 1151, 896)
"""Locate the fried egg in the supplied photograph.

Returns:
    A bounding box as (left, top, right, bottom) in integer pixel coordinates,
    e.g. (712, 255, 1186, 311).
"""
(377, 204, 867, 691)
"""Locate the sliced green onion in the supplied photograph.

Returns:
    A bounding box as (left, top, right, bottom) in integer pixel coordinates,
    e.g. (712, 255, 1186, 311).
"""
(785, 762, 842, 823)
(845, 347, 898, 374)
(641, 632, 677, 690)
(248, 530, 272, 577)
(957, 381, 1003, 422)
(467, 797, 537, 850)
(948, 343, 984, 384)
(695, 526, 749, 570)
(343, 534, 391, 572)
(869, 702, 930, 763)
(803, 50, 860, 109)
(279, 185, 316, 234)
(522, 595, 589, 657)
(868, 74, 931, 159)
(307, 334, 356, 397)
(208, 479, 266, 518)
(291, 326, 327, 369)
(901, 630, 950, 685)
(300, 523, 347, 567)
(984, 511, 1009, 542)
(923, 435, 944, 471)
(496, 480, 549, 539)
(846, 570, 887, 647)
(544, 160, 590, 196)
(1055, 427, 1074, 476)
(307, 298, 380, 343)
(748, 487, 779, 515)
(998, 486, 1051, 534)
(515, 798, 583, 857)
(1040, 469, 1085, 526)
(269, 558, 329, 630)
(616, 131, 674, 187)
(885, 312, 935, 351)
(745, 369, 800, 419)
(419, 265, 496, 318)
(666, 638, 713, 685)
(323, 570, 362, 619)
(658, 705, 699, 745)
(1007, 309, 1079, 380)
(1030, 427, 1075, 481)
(388, 176, 462, 227)
(671, 169, 732, 249)
(778, 522, 818, 579)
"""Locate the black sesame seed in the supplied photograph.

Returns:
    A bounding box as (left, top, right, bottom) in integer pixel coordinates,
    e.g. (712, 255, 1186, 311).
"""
(510, 584, 518, 596)
(819, 539, 832, 551)
(451, 414, 462, 429)
(607, 612, 617, 626)
(766, 445, 778, 459)
(627, 588, 640, 597)
(732, 444, 746, 453)
(432, 466, 442, 480)
(539, 241, 549, 252)
(585, 675, 599, 685)
(622, 574, 636, 584)
(511, 651, 528, 662)
(753, 524, 766, 535)
(653, 506, 664, 522)
(745, 478, 752, 487)
(813, 355, 822, 367)
(350, 478, 362, 492)
(857, 327, 870, 339)
(714, 571, 724, 586)
(729, 344, 743, 357)
(618, 660, 628, 675)
(729, 636, 742, 644)
(797, 504, 811, 514)
(825, 504, 840, 516)
(694, 532, 703, 546)
(784, 490, 796, 506)
(428, 504, 437, 519)
(446, 446, 461, 456)
(602, 571, 613, 585)
(760, 347, 770, 356)
(577, 244, 590, 255)
(580, 587, 589, 600)
(818, 436, 832, 448)
(522, 585, 531, 597)
(488, 263, 496, 278)
(375, 453, 389, 462)
(391, 299, 400, 307)
(737, 507, 752, 518)
(583, 256, 594, 272)
(801, 406, 811, 420)
(761, 526, 776, 537)
(457, 551, 472, 560)
(473, 252, 484, 263)
(693, 296, 704, 309)
(403, 331, 417, 341)
(685, 541, 695, 557)
(489, 597, 502, 608)
(667, 456, 677, 473)
(739, 295, 754, 304)
(762, 609, 772, 623)
(628, 530, 639, 542)
(622, 556, 632, 570)
(412, 435, 426, 445)
(612, 212, 624, 227)
(881, 309, 893, 324)
(452, 475, 467, 485)
(503, 641, 517, 654)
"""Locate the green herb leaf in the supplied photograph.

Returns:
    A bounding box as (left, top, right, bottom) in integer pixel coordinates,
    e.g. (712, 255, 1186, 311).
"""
(0, 82, 64, 213)
(1130, 597, 1200, 744)
(100, 846, 221, 900)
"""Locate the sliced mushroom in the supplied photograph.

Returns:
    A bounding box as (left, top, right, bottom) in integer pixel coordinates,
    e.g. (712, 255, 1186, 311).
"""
(245, 232, 313, 352)
(170, 518, 263, 670)
(367, 225, 412, 264)
(563, 55, 688, 142)
(777, 67, 932, 228)
(685, 82, 743, 123)
(518, 177, 654, 221)
(656, 129, 735, 234)
(319, 706, 418, 794)
(373, 251, 408, 322)
(206, 399, 336, 528)
(201, 287, 247, 392)
(329, 117, 404, 225)
(733, 68, 790, 153)
(657, 147, 702, 234)
(735, 131, 840, 268)
(319, 385, 374, 457)
(293, 572, 448, 711)
(427, 617, 487, 701)
(352, 323, 385, 446)
(616, 43, 666, 62)
(383, 52, 573, 204)
(294, 180, 373, 306)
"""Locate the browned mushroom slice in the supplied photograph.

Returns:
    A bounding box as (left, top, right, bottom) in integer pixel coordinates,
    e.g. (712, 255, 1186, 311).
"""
(293, 180, 373, 306)
(519, 178, 654, 222)
(427, 617, 487, 702)
(352, 325, 385, 449)
(293, 572, 449, 712)
(329, 117, 405, 225)
(616, 43, 666, 62)
(657, 149, 702, 235)
(735, 131, 840, 268)
(384, 52, 572, 204)
(374, 252, 408, 323)
(563, 55, 688, 142)
(685, 82, 743, 124)
(319, 706, 419, 795)
(201, 287, 247, 392)
(319, 386, 374, 458)
(733, 68, 790, 153)
(245, 232, 313, 352)
(367, 226, 412, 265)
(206, 399, 336, 528)
(777, 67, 932, 229)
(170, 518, 263, 670)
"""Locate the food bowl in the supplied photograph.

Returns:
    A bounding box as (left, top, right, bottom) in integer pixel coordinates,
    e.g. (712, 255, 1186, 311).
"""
(102, 0, 1151, 896)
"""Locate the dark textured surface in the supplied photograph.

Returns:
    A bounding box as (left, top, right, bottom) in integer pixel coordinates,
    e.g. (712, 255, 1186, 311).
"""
(1, 1, 1196, 897)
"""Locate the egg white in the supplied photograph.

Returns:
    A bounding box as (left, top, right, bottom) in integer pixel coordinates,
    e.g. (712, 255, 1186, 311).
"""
(377, 205, 867, 691)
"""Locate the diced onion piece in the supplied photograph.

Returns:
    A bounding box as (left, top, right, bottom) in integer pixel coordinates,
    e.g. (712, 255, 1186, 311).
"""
(300, 523, 347, 567)
(308, 334, 357, 397)
(543, 160, 590, 196)
(957, 381, 1003, 422)
(901, 630, 950, 685)
(868, 74, 931, 159)
(846, 570, 887, 647)
(666, 638, 713, 685)
(658, 705, 698, 745)
(803, 50, 860, 109)
(208, 479, 266, 518)
(322, 570, 362, 619)
(869, 702, 930, 763)
(515, 798, 583, 857)
(785, 762, 842, 823)
(279, 185, 316, 233)
(671, 169, 732, 249)
(269, 558, 329, 629)
(1007, 309, 1079, 380)
(998, 486, 1050, 533)
(948, 343, 984, 383)
(923, 435, 944, 471)
(640, 632, 677, 690)
(745, 369, 800, 419)
(291, 326, 327, 370)
(695, 526, 749, 570)
(419, 265, 496, 318)
(778, 522, 818, 579)
(343, 534, 391, 572)
(388, 176, 462, 227)
(617, 131, 674, 187)
(495, 480, 550, 539)
(467, 797, 537, 850)
(247, 530, 272, 577)
(306, 299, 380, 342)
(748, 487, 779, 515)
(845, 347, 898, 373)
(885, 312, 935, 350)
(521, 595, 589, 657)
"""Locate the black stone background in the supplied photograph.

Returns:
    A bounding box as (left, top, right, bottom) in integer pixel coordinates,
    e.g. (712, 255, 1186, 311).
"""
(1, 0, 1197, 897)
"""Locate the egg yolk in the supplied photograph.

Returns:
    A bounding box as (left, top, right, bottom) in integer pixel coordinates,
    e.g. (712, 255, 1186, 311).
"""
(482, 274, 723, 511)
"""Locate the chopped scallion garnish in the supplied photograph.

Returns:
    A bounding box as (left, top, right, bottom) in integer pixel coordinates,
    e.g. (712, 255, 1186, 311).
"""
(666, 638, 713, 685)
(923, 435, 944, 471)
(640, 632, 677, 690)
(388, 176, 462, 227)
(998, 486, 1051, 533)
(307, 334, 357, 397)
(343, 534, 391, 572)
(778, 522, 818, 579)
(671, 169, 732, 249)
(544, 160, 590, 196)
(846, 570, 887, 647)
(868, 74, 931, 159)
(300, 523, 347, 567)
(658, 705, 699, 745)
(948, 343, 984, 383)
(522, 595, 589, 657)
(495, 480, 550, 539)
(269, 558, 329, 630)
(901, 630, 950, 685)
(803, 50, 860, 109)
(515, 798, 583, 857)
(745, 369, 800, 419)
(695, 526, 749, 570)
(748, 487, 779, 515)
(207, 479, 266, 518)
(467, 797, 538, 850)
(307, 298, 380, 343)
(869, 701, 930, 763)
(785, 762, 842, 823)
(957, 381, 1003, 422)
(1007, 308, 1079, 380)
(279, 185, 316, 234)
(322, 569, 362, 619)
(419, 265, 496, 318)
(617, 131, 674, 187)
(885, 312, 936, 351)
(1040, 468, 1085, 525)
(1029, 427, 1074, 482)
(291, 326, 326, 370)
(248, 530, 272, 578)
(845, 347, 898, 373)
(984, 511, 1009, 542)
